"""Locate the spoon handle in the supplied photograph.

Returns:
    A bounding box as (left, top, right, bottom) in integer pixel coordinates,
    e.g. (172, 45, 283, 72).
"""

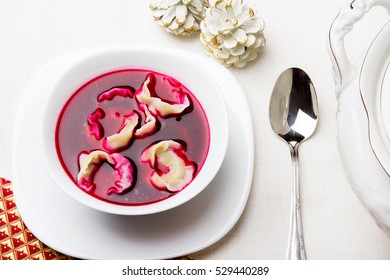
(286, 144, 307, 260)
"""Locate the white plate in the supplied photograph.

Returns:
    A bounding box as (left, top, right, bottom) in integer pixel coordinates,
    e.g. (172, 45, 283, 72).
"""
(11, 49, 254, 259)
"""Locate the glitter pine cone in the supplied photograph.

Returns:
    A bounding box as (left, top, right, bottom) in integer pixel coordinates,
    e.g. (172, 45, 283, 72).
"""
(200, 0, 266, 67)
(150, 0, 209, 35)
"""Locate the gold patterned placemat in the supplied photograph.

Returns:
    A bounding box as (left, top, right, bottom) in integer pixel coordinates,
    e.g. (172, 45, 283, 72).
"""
(0, 178, 73, 260)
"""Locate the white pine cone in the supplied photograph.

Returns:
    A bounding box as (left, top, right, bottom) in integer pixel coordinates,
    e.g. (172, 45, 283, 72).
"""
(150, 0, 209, 35)
(200, 0, 266, 67)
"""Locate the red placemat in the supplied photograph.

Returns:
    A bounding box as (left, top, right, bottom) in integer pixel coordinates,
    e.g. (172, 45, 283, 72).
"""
(0, 178, 73, 260)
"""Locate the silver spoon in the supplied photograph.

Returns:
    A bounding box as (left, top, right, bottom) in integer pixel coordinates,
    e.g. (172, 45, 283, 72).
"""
(269, 67, 318, 260)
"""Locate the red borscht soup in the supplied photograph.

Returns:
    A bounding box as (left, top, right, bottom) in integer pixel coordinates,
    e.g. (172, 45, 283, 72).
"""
(55, 69, 210, 206)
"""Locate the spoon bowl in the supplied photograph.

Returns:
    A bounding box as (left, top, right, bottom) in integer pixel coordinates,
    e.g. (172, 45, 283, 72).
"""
(269, 67, 318, 260)
(269, 68, 318, 146)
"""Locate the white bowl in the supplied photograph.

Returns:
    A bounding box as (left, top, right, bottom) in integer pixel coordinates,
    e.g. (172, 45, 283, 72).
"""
(40, 46, 228, 215)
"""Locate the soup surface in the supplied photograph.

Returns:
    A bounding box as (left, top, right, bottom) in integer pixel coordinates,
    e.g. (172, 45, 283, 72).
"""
(56, 69, 210, 205)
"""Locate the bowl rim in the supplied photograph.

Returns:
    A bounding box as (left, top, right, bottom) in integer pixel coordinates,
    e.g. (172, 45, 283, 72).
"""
(40, 46, 229, 215)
